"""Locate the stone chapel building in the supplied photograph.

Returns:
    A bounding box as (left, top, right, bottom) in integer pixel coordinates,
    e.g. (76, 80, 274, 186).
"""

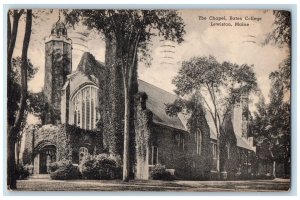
(23, 19, 256, 180)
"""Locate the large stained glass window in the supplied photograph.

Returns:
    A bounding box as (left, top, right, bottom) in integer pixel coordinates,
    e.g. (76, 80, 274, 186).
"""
(71, 85, 98, 130)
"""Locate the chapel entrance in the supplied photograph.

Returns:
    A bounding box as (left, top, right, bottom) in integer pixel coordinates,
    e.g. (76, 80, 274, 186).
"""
(39, 146, 56, 174)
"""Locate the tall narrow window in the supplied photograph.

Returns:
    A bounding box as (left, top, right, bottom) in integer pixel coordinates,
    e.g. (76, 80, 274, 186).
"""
(175, 133, 185, 151)
(82, 90, 85, 129)
(86, 88, 90, 130)
(196, 131, 202, 155)
(74, 101, 77, 125)
(73, 95, 80, 126)
(227, 142, 230, 159)
(212, 143, 217, 159)
(151, 146, 158, 165)
(91, 95, 94, 129)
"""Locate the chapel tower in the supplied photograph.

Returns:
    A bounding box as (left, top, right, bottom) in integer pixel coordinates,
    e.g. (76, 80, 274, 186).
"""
(43, 14, 72, 124)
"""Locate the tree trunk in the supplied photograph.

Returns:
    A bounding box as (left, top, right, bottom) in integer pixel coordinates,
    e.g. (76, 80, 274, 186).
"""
(7, 9, 32, 190)
(272, 160, 276, 178)
(7, 10, 23, 127)
(216, 133, 220, 175)
(16, 136, 21, 165)
(7, 131, 17, 189)
(121, 31, 141, 182)
(122, 86, 130, 181)
(6, 10, 21, 191)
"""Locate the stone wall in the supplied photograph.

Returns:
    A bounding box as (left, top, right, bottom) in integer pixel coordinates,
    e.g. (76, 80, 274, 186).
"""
(23, 124, 103, 166)
(133, 92, 215, 180)
(151, 124, 191, 178)
(23, 124, 59, 165)
(185, 104, 214, 180)
(65, 124, 103, 164)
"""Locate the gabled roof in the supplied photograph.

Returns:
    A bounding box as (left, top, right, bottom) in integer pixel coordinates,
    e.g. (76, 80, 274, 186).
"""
(138, 80, 186, 131)
(76, 52, 105, 78)
(63, 52, 105, 91)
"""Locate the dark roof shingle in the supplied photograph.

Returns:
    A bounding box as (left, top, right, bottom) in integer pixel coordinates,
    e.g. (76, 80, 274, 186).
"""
(138, 80, 186, 131)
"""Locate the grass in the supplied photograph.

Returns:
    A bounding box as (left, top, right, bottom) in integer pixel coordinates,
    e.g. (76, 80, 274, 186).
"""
(14, 178, 290, 192)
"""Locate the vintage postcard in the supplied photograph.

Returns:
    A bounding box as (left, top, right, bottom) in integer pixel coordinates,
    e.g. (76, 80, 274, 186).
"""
(7, 9, 291, 192)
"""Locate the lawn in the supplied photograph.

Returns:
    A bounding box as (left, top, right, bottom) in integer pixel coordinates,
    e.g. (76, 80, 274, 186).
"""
(14, 178, 290, 192)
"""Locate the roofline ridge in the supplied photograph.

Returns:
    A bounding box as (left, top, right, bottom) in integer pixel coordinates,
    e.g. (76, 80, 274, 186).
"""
(138, 79, 176, 97)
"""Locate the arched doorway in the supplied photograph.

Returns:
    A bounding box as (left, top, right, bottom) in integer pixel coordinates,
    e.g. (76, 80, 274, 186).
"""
(33, 142, 56, 174)
(39, 146, 56, 174)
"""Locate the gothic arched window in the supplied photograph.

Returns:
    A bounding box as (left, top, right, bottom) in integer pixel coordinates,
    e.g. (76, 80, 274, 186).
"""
(71, 85, 99, 130)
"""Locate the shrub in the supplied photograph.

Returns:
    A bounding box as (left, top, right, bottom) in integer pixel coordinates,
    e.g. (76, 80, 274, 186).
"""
(50, 160, 81, 180)
(24, 164, 34, 175)
(81, 154, 119, 180)
(48, 160, 71, 172)
(150, 164, 175, 181)
(16, 164, 30, 180)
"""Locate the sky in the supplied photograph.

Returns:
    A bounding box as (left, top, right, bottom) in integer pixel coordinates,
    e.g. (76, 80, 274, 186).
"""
(12, 9, 289, 114)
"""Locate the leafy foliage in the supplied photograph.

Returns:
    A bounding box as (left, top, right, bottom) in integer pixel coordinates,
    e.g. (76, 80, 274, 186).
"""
(251, 59, 290, 177)
(64, 10, 185, 43)
(80, 154, 121, 180)
(50, 160, 81, 180)
(265, 10, 291, 47)
(28, 91, 60, 125)
(16, 164, 30, 180)
(168, 55, 257, 133)
(150, 164, 175, 181)
(48, 160, 70, 172)
(254, 10, 291, 178)
(269, 57, 291, 93)
(7, 57, 37, 127)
